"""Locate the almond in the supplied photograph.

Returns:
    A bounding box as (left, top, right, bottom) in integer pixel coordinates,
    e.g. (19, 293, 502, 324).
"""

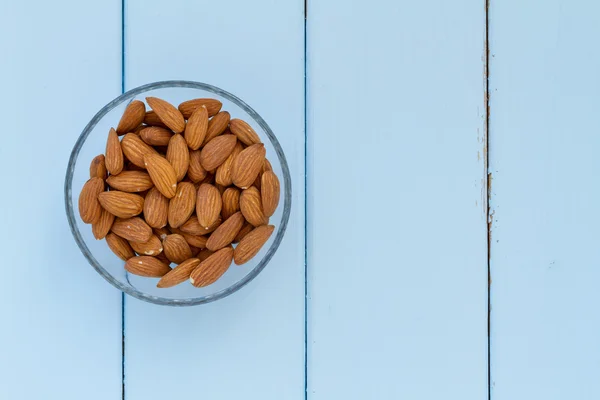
(143, 187, 169, 228)
(261, 171, 280, 217)
(166, 134, 189, 182)
(89, 154, 108, 180)
(125, 256, 171, 277)
(203, 111, 230, 144)
(146, 97, 185, 133)
(196, 249, 214, 262)
(189, 246, 233, 287)
(263, 159, 273, 172)
(234, 225, 274, 265)
(233, 222, 253, 243)
(188, 245, 201, 257)
(92, 209, 115, 240)
(187, 150, 207, 182)
(206, 212, 245, 251)
(196, 183, 222, 229)
(154, 251, 171, 266)
(200, 172, 215, 185)
(98, 191, 144, 218)
(125, 161, 145, 172)
(163, 234, 192, 263)
(140, 126, 173, 146)
(168, 182, 196, 228)
(116, 100, 146, 134)
(78, 177, 104, 224)
(180, 215, 221, 236)
(105, 128, 124, 175)
(174, 228, 208, 248)
(157, 258, 201, 288)
(144, 110, 168, 128)
(184, 105, 208, 150)
(221, 187, 240, 220)
(232, 143, 266, 189)
(106, 171, 154, 192)
(178, 98, 222, 119)
(129, 234, 163, 256)
(144, 153, 177, 198)
(229, 118, 261, 145)
(153, 226, 171, 241)
(240, 187, 268, 226)
(215, 141, 243, 186)
(200, 134, 237, 171)
(111, 217, 152, 243)
(121, 133, 158, 168)
(106, 233, 135, 261)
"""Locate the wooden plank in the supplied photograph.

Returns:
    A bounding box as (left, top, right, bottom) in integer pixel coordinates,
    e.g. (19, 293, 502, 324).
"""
(488, 1, 600, 398)
(0, 2, 123, 399)
(306, 1, 488, 398)
(123, 1, 305, 399)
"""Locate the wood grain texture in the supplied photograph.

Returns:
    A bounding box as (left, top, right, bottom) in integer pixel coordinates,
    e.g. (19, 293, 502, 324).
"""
(488, 1, 600, 399)
(123, 1, 305, 399)
(306, 1, 488, 398)
(0, 1, 122, 399)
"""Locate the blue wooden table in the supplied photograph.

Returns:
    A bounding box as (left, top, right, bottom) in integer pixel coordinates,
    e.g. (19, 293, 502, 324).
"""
(1, 1, 598, 399)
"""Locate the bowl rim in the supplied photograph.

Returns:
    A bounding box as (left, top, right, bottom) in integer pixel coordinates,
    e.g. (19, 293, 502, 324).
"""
(64, 80, 292, 306)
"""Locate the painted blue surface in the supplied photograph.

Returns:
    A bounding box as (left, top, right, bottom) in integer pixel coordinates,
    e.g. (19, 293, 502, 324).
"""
(489, 1, 600, 399)
(1, 1, 599, 399)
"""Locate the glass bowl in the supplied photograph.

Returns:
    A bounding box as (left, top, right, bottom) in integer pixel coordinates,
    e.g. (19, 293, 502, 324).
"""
(64, 81, 291, 306)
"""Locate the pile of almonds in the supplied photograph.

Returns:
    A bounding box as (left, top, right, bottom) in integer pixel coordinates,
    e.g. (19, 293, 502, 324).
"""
(78, 97, 280, 288)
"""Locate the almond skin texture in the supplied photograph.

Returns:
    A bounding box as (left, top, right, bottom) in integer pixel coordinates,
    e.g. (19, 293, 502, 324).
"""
(171, 227, 208, 248)
(157, 258, 201, 288)
(200, 134, 237, 171)
(105, 128, 124, 175)
(111, 217, 152, 243)
(92, 209, 115, 240)
(221, 187, 241, 220)
(106, 171, 154, 192)
(125, 256, 171, 277)
(180, 216, 221, 236)
(166, 134, 190, 182)
(144, 153, 178, 198)
(229, 118, 261, 146)
(106, 233, 135, 261)
(129, 234, 163, 256)
(143, 187, 169, 228)
(163, 234, 193, 264)
(232, 143, 266, 189)
(146, 97, 185, 133)
(234, 225, 274, 265)
(261, 171, 280, 217)
(184, 105, 208, 150)
(89, 154, 108, 179)
(140, 126, 173, 146)
(144, 110, 169, 128)
(168, 182, 196, 228)
(154, 251, 171, 266)
(196, 249, 214, 262)
(196, 183, 222, 229)
(121, 133, 158, 168)
(215, 141, 243, 187)
(233, 222, 253, 243)
(190, 247, 233, 287)
(187, 150, 207, 183)
(98, 191, 144, 218)
(206, 212, 245, 251)
(240, 187, 268, 226)
(263, 159, 273, 172)
(178, 98, 222, 119)
(203, 111, 230, 144)
(117, 100, 146, 134)
(153, 226, 171, 241)
(79, 177, 104, 224)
